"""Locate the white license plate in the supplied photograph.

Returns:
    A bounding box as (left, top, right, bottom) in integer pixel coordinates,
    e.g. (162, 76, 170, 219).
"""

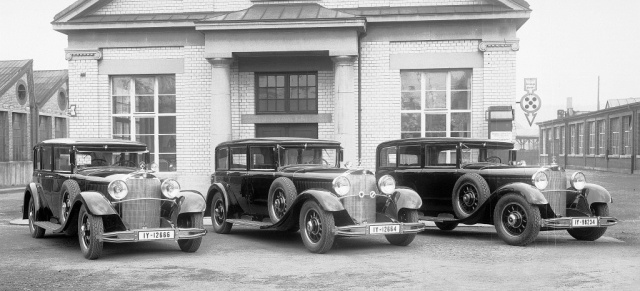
(369, 224, 400, 234)
(572, 218, 599, 227)
(138, 230, 175, 241)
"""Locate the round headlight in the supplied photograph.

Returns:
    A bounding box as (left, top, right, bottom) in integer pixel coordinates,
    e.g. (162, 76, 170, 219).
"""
(332, 176, 350, 196)
(161, 179, 181, 198)
(531, 171, 548, 190)
(149, 162, 159, 172)
(378, 175, 396, 195)
(571, 172, 586, 190)
(108, 180, 128, 200)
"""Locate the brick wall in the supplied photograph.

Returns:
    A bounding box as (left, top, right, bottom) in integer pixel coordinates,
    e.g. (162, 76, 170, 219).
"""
(483, 50, 517, 139)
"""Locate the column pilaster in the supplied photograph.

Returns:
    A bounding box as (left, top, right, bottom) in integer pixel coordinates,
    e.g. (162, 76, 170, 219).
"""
(332, 55, 357, 165)
(207, 57, 233, 170)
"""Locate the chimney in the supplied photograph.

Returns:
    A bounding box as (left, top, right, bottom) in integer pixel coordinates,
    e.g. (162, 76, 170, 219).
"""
(567, 97, 574, 116)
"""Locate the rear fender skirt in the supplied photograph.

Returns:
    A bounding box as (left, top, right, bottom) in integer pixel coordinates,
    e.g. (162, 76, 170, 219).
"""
(205, 183, 232, 217)
(23, 183, 45, 220)
(582, 183, 612, 205)
(177, 190, 206, 214)
(76, 191, 118, 216)
(492, 182, 548, 205)
(392, 187, 422, 210)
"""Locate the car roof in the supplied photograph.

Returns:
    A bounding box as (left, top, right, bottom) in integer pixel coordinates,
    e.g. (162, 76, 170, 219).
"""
(377, 137, 514, 149)
(216, 137, 341, 148)
(36, 138, 147, 149)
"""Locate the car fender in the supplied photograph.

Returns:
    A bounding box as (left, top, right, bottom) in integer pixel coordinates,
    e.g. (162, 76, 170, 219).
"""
(295, 189, 345, 212)
(22, 183, 44, 220)
(205, 183, 231, 216)
(74, 191, 118, 216)
(392, 187, 422, 210)
(177, 190, 206, 213)
(582, 183, 612, 204)
(492, 182, 548, 205)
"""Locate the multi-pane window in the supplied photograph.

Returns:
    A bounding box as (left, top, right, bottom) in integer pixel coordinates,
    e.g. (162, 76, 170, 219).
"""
(597, 120, 605, 155)
(587, 121, 595, 155)
(0, 111, 8, 161)
(12, 113, 27, 160)
(55, 118, 67, 138)
(559, 126, 565, 155)
(111, 75, 177, 172)
(554, 127, 564, 155)
(622, 116, 631, 155)
(545, 128, 552, 155)
(609, 117, 620, 155)
(577, 123, 584, 155)
(569, 125, 576, 155)
(400, 70, 471, 138)
(38, 116, 52, 143)
(255, 73, 317, 114)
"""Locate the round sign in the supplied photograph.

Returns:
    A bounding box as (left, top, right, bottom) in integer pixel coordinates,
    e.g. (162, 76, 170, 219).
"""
(520, 93, 541, 113)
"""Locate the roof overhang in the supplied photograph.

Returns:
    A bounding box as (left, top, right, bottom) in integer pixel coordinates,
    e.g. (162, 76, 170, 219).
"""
(195, 18, 365, 32)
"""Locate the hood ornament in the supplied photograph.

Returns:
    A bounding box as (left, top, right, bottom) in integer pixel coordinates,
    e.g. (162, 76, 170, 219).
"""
(139, 161, 146, 171)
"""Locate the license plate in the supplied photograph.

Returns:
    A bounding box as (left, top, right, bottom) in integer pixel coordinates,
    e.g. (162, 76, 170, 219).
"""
(572, 217, 599, 227)
(369, 224, 400, 234)
(138, 230, 175, 241)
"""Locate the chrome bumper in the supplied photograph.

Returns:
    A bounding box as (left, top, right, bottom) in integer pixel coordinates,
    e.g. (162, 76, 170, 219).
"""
(100, 227, 207, 243)
(336, 222, 425, 237)
(541, 216, 618, 229)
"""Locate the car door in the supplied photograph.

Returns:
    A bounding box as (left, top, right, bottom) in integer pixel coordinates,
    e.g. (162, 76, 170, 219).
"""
(228, 146, 251, 213)
(39, 145, 55, 212)
(247, 146, 277, 216)
(421, 143, 460, 213)
(49, 146, 73, 218)
(395, 144, 424, 193)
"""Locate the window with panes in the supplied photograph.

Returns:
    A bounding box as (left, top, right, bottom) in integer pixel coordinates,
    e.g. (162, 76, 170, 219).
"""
(111, 75, 177, 172)
(255, 73, 317, 114)
(400, 69, 471, 138)
(622, 116, 631, 155)
(577, 123, 584, 155)
(597, 120, 605, 155)
(587, 121, 595, 155)
(55, 118, 67, 138)
(559, 126, 565, 155)
(12, 113, 27, 160)
(0, 111, 8, 161)
(609, 117, 620, 155)
(38, 115, 52, 143)
(569, 124, 576, 155)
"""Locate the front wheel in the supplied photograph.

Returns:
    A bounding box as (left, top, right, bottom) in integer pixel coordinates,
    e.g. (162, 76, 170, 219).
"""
(299, 200, 335, 254)
(567, 204, 609, 241)
(78, 205, 104, 260)
(177, 213, 203, 253)
(386, 209, 419, 246)
(211, 192, 232, 234)
(493, 193, 541, 246)
(28, 196, 45, 238)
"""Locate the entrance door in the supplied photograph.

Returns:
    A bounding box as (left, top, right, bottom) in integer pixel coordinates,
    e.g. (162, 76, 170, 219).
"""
(255, 123, 318, 138)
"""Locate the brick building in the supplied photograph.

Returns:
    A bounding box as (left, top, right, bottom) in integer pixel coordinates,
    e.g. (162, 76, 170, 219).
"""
(53, 0, 531, 192)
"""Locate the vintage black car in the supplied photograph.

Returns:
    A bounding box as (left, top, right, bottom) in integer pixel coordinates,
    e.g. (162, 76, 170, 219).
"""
(23, 138, 207, 259)
(376, 137, 618, 246)
(205, 138, 424, 253)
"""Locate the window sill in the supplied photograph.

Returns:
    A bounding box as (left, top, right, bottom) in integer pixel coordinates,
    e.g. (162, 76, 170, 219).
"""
(620, 155, 632, 159)
(608, 155, 620, 159)
(585, 154, 595, 158)
(595, 154, 606, 158)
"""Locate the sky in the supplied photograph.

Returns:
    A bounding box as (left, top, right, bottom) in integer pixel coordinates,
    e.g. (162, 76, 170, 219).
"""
(1, 0, 639, 133)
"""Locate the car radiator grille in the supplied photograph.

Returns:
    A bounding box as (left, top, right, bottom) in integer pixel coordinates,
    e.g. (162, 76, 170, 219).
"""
(544, 169, 567, 217)
(121, 178, 162, 229)
(343, 173, 377, 224)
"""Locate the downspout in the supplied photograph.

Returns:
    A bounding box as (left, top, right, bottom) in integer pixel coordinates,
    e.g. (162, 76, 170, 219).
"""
(357, 31, 364, 165)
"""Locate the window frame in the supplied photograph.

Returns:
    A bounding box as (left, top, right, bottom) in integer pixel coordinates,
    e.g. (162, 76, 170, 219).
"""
(378, 146, 398, 169)
(622, 115, 632, 156)
(254, 72, 318, 115)
(216, 147, 229, 171)
(249, 146, 276, 171)
(397, 145, 422, 168)
(587, 121, 595, 155)
(12, 112, 28, 161)
(577, 123, 584, 155)
(609, 117, 621, 156)
(0, 111, 8, 161)
(229, 146, 248, 170)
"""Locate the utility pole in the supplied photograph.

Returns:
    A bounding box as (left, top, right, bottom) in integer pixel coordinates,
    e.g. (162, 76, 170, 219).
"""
(597, 76, 600, 111)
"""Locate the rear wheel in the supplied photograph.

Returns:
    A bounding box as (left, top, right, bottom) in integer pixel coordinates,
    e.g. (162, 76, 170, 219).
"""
(78, 205, 103, 260)
(493, 194, 541, 246)
(567, 204, 609, 241)
(211, 192, 232, 234)
(28, 196, 45, 238)
(386, 209, 419, 246)
(434, 221, 458, 231)
(299, 201, 335, 254)
(178, 213, 203, 253)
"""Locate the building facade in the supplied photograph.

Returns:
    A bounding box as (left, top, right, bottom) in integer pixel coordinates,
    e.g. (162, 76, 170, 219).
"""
(538, 100, 639, 174)
(53, 0, 531, 192)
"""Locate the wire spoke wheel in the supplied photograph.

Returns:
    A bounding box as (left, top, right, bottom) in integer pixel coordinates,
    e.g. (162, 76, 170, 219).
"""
(459, 184, 479, 214)
(273, 189, 287, 220)
(304, 209, 323, 243)
(493, 193, 541, 246)
(502, 203, 528, 236)
(299, 200, 335, 253)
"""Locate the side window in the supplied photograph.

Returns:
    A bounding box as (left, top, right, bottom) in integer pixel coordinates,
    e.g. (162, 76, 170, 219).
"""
(54, 147, 71, 172)
(230, 147, 247, 170)
(379, 146, 397, 168)
(398, 145, 421, 167)
(41, 146, 53, 171)
(250, 147, 275, 170)
(34, 147, 41, 170)
(216, 148, 229, 170)
(426, 146, 457, 167)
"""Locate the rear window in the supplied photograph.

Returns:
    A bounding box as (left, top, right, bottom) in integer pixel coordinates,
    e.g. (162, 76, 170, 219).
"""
(216, 148, 229, 170)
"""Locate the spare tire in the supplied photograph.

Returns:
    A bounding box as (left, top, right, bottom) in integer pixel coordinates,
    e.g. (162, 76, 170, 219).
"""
(452, 173, 490, 220)
(268, 177, 298, 223)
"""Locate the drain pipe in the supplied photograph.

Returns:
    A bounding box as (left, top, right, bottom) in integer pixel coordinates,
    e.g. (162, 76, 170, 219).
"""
(357, 32, 364, 165)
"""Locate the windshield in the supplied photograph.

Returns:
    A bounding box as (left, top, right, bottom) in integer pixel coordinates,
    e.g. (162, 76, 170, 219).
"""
(76, 150, 147, 169)
(278, 147, 338, 167)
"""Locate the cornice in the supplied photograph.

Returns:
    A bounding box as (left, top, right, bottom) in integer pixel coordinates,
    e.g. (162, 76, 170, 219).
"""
(65, 49, 103, 61)
(478, 40, 519, 52)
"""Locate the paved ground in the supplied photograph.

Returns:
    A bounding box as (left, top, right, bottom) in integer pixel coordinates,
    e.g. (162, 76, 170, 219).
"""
(1, 170, 639, 290)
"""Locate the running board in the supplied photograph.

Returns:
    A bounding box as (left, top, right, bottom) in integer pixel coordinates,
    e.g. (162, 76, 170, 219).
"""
(226, 219, 273, 228)
(34, 221, 63, 232)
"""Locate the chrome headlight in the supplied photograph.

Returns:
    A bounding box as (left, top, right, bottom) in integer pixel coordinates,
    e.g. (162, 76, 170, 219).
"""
(570, 172, 586, 190)
(532, 171, 548, 190)
(161, 179, 180, 198)
(149, 162, 159, 172)
(378, 175, 396, 195)
(108, 180, 128, 200)
(332, 176, 350, 196)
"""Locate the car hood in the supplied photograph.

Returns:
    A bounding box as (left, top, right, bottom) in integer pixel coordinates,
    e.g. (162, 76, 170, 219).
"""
(461, 163, 545, 175)
(279, 165, 350, 180)
(75, 167, 138, 181)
